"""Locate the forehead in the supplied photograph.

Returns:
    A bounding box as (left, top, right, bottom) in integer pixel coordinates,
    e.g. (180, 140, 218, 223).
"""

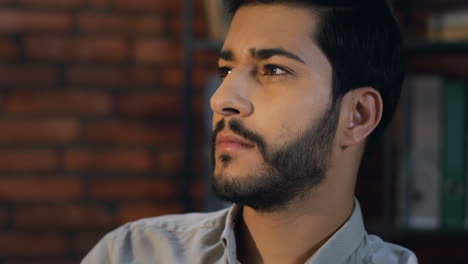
(222, 4, 323, 63)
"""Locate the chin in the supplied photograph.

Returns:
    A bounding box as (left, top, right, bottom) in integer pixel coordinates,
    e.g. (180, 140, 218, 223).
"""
(214, 152, 262, 178)
(214, 164, 249, 182)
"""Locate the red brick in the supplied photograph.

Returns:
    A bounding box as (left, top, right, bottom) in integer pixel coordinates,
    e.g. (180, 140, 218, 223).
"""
(65, 149, 154, 172)
(156, 149, 203, 176)
(116, 93, 181, 117)
(133, 39, 181, 64)
(161, 67, 218, 92)
(0, 178, 82, 200)
(73, 232, 108, 255)
(0, 10, 71, 32)
(0, 207, 6, 226)
(193, 0, 205, 9)
(0, 119, 79, 143)
(131, 16, 164, 34)
(119, 203, 183, 223)
(192, 181, 204, 200)
(0, 37, 17, 59)
(161, 67, 182, 88)
(7, 90, 112, 115)
(90, 179, 178, 200)
(86, 121, 181, 145)
(86, 0, 108, 8)
(116, 93, 203, 119)
(20, 0, 84, 8)
(26, 36, 128, 63)
(67, 66, 159, 87)
(0, 0, 15, 5)
(170, 14, 209, 37)
(0, 150, 58, 171)
(78, 13, 163, 34)
(114, 0, 181, 11)
(15, 204, 115, 228)
(0, 65, 57, 86)
(156, 150, 182, 176)
(0, 232, 66, 256)
(193, 51, 219, 67)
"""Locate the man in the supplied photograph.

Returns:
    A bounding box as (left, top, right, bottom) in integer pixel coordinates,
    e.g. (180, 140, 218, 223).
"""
(83, 0, 418, 263)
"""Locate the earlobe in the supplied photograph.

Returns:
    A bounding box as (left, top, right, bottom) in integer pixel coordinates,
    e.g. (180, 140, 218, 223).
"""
(339, 87, 383, 148)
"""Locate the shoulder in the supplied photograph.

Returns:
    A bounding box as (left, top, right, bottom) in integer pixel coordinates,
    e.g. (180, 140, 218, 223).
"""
(125, 208, 230, 234)
(108, 208, 231, 245)
(356, 234, 418, 264)
(82, 208, 231, 263)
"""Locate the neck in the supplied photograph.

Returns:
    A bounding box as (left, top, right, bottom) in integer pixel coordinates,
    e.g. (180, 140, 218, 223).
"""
(236, 186, 354, 264)
(235, 143, 362, 264)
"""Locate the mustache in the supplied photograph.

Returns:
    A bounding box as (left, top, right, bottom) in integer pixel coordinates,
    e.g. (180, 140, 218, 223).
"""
(211, 119, 267, 156)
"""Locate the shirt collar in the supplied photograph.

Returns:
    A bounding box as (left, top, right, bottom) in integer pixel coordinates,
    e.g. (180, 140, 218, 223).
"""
(221, 204, 241, 263)
(220, 199, 366, 264)
(304, 198, 366, 264)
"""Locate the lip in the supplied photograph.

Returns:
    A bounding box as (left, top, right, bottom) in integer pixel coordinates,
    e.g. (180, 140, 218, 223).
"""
(216, 133, 255, 152)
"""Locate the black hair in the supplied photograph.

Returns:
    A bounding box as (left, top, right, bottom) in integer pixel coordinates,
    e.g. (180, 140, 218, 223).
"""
(226, 0, 405, 152)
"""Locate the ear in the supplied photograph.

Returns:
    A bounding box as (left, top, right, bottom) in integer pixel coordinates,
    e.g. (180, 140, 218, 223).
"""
(337, 87, 383, 149)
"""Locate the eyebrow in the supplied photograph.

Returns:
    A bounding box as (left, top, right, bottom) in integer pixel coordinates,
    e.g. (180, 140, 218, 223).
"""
(218, 48, 305, 64)
(218, 50, 234, 61)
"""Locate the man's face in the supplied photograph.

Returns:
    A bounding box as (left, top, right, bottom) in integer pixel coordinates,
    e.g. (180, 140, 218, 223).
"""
(210, 4, 339, 212)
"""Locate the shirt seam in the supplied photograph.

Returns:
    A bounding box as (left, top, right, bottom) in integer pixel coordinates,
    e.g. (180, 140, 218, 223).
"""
(134, 222, 216, 234)
(105, 231, 115, 264)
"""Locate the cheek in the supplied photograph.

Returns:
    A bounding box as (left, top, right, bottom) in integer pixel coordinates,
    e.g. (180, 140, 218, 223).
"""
(249, 109, 304, 149)
(256, 94, 324, 128)
(249, 93, 330, 151)
(254, 75, 331, 119)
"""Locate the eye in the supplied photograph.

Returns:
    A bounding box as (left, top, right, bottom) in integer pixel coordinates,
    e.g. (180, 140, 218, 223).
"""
(262, 64, 289, 76)
(218, 67, 231, 79)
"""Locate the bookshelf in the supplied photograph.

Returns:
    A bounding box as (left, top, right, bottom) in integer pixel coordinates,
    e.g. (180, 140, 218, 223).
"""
(392, 1, 468, 263)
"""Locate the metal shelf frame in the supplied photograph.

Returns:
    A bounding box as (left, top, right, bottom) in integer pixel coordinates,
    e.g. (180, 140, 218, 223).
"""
(181, 0, 195, 212)
(405, 40, 468, 54)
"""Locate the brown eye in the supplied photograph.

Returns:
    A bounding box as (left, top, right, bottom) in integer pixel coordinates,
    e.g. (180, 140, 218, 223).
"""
(218, 67, 231, 78)
(263, 64, 288, 76)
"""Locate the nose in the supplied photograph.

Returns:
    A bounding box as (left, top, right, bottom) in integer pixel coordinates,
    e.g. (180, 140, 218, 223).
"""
(210, 68, 254, 118)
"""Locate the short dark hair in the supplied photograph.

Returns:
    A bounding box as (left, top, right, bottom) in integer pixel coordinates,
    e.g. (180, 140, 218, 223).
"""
(226, 0, 405, 151)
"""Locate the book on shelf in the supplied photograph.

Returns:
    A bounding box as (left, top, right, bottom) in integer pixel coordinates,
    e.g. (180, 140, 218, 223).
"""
(427, 9, 468, 41)
(442, 81, 466, 229)
(203, 0, 230, 41)
(465, 98, 468, 229)
(399, 76, 467, 230)
(403, 75, 443, 229)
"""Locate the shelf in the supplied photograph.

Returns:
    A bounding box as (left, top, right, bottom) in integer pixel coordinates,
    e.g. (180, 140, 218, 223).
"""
(191, 39, 468, 54)
(368, 224, 468, 238)
(405, 40, 468, 54)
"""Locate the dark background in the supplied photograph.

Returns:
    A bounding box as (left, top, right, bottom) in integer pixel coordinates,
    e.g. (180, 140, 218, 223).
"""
(0, 0, 466, 263)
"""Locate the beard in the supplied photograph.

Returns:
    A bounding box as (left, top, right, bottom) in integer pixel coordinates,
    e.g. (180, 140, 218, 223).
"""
(210, 101, 341, 212)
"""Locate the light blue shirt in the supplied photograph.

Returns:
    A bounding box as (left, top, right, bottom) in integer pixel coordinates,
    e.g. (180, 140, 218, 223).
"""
(82, 200, 418, 263)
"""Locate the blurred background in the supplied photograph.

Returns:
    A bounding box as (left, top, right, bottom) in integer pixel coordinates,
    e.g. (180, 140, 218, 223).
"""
(0, 0, 466, 263)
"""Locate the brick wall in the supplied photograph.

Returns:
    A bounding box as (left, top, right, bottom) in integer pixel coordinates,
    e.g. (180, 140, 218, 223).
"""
(0, 0, 217, 262)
